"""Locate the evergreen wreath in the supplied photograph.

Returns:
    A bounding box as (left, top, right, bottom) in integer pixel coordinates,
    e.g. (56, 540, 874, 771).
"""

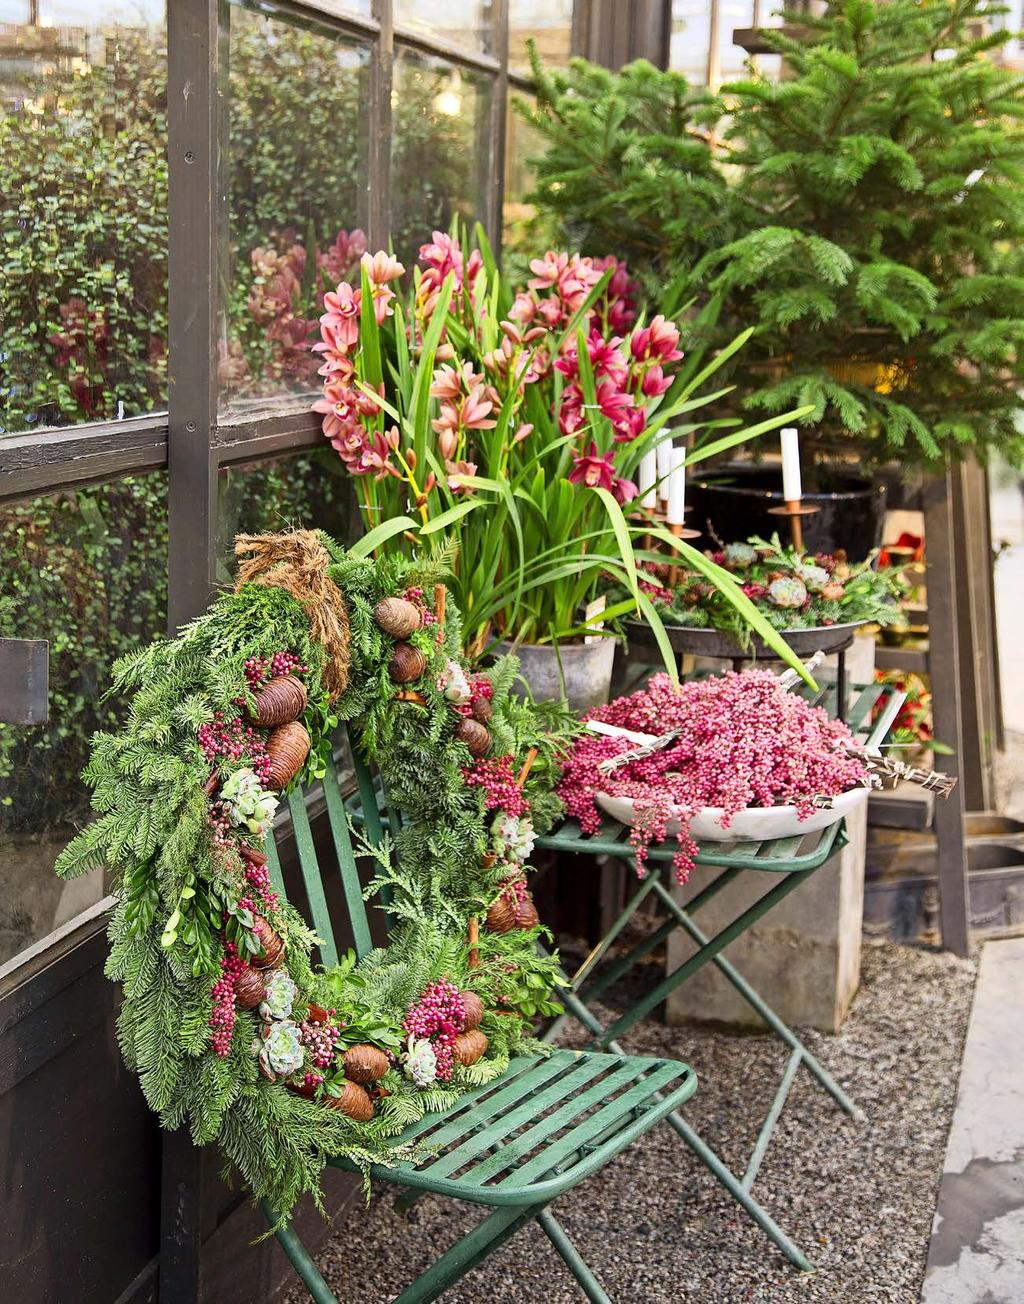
(54, 530, 569, 1217)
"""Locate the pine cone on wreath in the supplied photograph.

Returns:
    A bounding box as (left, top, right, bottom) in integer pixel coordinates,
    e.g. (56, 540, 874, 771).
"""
(248, 674, 308, 728)
(373, 597, 422, 639)
(250, 915, 284, 969)
(461, 990, 485, 1031)
(388, 642, 427, 684)
(264, 720, 310, 788)
(455, 717, 491, 758)
(327, 1079, 375, 1122)
(234, 964, 268, 1010)
(343, 1044, 390, 1085)
(452, 1029, 488, 1067)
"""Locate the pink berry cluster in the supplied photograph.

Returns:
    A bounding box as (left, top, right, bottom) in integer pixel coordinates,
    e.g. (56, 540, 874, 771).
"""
(403, 585, 438, 625)
(198, 710, 272, 782)
(300, 1015, 340, 1070)
(209, 942, 244, 1056)
(461, 754, 526, 817)
(243, 651, 308, 690)
(558, 670, 868, 885)
(500, 877, 528, 908)
(244, 856, 278, 913)
(402, 979, 467, 1081)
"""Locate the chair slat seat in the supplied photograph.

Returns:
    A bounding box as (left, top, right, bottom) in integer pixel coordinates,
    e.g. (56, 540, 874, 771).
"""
(330, 1048, 695, 1206)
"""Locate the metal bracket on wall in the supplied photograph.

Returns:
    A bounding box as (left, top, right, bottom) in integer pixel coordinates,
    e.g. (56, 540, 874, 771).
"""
(0, 639, 49, 725)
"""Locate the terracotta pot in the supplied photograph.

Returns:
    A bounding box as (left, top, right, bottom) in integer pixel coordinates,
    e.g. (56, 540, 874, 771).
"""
(248, 674, 307, 728)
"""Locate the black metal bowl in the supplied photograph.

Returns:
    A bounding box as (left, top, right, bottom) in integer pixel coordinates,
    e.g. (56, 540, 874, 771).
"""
(625, 619, 866, 659)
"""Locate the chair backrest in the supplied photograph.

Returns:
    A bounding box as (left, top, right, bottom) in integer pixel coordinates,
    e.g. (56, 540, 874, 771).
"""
(262, 728, 381, 967)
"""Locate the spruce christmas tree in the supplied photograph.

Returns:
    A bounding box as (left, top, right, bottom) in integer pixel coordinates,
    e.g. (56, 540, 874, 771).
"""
(523, 1, 1024, 466)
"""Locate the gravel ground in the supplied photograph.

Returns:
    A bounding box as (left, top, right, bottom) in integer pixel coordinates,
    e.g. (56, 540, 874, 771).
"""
(286, 940, 976, 1304)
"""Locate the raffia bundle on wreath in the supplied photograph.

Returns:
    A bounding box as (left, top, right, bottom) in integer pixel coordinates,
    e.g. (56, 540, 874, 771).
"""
(54, 530, 569, 1217)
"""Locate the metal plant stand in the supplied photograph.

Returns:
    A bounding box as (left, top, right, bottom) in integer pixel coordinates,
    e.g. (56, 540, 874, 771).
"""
(534, 679, 905, 1271)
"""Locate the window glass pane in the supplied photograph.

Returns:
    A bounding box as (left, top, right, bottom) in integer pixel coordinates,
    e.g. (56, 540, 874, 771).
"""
(219, 3, 370, 413)
(0, 473, 167, 967)
(215, 449, 357, 582)
(0, 1, 167, 436)
(503, 95, 551, 270)
(509, 0, 574, 73)
(670, 0, 711, 83)
(390, 48, 492, 270)
(393, 0, 493, 56)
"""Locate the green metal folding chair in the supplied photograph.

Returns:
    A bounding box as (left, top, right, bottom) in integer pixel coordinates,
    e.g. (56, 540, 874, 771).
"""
(259, 736, 697, 1304)
(534, 677, 907, 1272)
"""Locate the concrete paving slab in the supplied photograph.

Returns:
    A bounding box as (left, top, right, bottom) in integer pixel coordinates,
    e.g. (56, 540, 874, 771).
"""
(923, 936, 1024, 1303)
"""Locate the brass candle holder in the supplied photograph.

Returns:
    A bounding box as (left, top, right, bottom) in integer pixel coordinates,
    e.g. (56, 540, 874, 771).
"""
(767, 500, 819, 553)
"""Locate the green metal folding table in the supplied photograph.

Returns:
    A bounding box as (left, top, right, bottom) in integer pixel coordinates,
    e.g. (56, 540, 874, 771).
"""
(535, 677, 906, 1271)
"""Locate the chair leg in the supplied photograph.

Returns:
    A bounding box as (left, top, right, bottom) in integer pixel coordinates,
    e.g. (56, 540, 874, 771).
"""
(391, 1203, 546, 1304)
(649, 877, 862, 1118)
(537, 1209, 613, 1303)
(261, 1201, 339, 1304)
(265, 1198, 547, 1304)
(663, 1113, 814, 1273)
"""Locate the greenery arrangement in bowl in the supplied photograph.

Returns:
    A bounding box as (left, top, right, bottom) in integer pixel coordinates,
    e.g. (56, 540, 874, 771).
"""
(617, 535, 907, 643)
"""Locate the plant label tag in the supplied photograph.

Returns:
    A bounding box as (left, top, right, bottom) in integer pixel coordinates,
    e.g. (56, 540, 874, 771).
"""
(583, 595, 606, 644)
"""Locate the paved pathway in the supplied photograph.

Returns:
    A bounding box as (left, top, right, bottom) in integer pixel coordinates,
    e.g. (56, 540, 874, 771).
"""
(922, 936, 1024, 1303)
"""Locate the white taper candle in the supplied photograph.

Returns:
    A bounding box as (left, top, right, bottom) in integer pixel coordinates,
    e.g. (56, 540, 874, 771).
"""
(656, 440, 673, 502)
(666, 448, 687, 525)
(638, 450, 658, 508)
(780, 427, 802, 502)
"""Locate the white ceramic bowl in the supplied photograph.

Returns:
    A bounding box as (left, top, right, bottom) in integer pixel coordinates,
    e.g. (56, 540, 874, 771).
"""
(595, 786, 867, 843)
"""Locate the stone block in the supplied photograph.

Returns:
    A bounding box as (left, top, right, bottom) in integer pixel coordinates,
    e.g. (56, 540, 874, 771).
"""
(665, 797, 867, 1033)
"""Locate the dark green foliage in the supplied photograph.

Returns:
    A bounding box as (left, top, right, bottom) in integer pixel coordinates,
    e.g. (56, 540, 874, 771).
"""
(522, 3, 1024, 465)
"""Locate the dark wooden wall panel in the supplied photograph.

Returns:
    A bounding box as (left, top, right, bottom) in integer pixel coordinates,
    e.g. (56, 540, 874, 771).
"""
(0, 928, 160, 1302)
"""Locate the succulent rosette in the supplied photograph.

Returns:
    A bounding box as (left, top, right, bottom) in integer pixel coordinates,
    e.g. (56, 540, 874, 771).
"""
(260, 1019, 306, 1077)
(259, 969, 298, 1022)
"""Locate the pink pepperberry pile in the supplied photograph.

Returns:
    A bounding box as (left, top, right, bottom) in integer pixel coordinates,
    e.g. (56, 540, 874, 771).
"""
(209, 942, 244, 1056)
(197, 711, 273, 783)
(461, 754, 526, 817)
(402, 979, 467, 1081)
(558, 670, 868, 885)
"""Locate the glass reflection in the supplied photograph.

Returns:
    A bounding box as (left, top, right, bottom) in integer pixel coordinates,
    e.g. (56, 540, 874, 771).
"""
(0, 473, 167, 966)
(219, 3, 370, 410)
(0, 0, 167, 435)
(390, 48, 491, 270)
